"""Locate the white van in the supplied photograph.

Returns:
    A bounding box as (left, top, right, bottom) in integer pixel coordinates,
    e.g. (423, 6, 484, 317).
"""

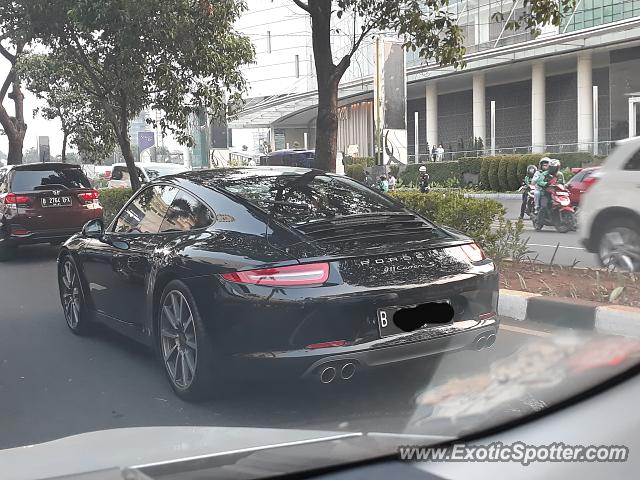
(107, 162, 189, 189)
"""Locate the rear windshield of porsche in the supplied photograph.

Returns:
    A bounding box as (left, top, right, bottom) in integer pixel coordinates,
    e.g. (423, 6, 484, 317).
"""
(220, 172, 407, 224)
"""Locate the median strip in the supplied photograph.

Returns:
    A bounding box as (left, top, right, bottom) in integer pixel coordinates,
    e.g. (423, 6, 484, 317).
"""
(498, 289, 640, 336)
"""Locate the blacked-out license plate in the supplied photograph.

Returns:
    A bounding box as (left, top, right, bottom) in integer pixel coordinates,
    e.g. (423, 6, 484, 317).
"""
(41, 196, 72, 207)
(377, 301, 454, 338)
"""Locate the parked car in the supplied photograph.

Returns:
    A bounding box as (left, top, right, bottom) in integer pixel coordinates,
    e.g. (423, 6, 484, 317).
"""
(260, 149, 315, 168)
(0, 163, 102, 261)
(566, 166, 600, 207)
(107, 162, 189, 188)
(579, 137, 640, 271)
(57, 167, 499, 400)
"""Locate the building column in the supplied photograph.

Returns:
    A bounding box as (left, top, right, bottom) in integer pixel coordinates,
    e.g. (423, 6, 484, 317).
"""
(473, 72, 486, 145)
(577, 52, 593, 151)
(531, 62, 546, 153)
(425, 82, 438, 153)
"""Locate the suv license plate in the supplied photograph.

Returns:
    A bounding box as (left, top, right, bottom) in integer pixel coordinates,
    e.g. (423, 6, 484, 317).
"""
(42, 196, 72, 207)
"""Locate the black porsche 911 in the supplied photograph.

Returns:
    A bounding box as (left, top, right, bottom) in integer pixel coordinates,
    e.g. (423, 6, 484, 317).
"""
(57, 167, 499, 399)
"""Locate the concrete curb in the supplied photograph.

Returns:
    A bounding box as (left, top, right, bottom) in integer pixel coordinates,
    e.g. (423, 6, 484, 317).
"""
(498, 289, 640, 336)
(464, 193, 521, 200)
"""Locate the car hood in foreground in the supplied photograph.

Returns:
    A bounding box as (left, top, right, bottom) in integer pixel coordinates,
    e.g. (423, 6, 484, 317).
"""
(0, 426, 450, 480)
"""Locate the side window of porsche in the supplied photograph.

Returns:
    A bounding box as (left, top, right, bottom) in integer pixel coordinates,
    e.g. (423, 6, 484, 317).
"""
(160, 191, 214, 232)
(113, 185, 178, 234)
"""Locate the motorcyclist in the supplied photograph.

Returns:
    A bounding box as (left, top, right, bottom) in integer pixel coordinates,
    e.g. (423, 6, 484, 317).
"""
(519, 164, 537, 219)
(536, 158, 561, 219)
(531, 157, 550, 213)
(418, 165, 430, 193)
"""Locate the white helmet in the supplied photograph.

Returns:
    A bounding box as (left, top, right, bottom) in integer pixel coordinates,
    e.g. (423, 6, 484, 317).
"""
(419, 165, 427, 172)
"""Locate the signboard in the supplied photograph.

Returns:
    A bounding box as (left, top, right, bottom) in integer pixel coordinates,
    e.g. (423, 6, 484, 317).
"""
(138, 131, 155, 152)
(374, 38, 407, 164)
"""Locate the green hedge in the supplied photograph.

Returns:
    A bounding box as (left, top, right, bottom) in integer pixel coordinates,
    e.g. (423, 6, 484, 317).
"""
(344, 156, 376, 167)
(398, 152, 594, 192)
(488, 158, 500, 191)
(345, 163, 365, 181)
(100, 188, 133, 225)
(458, 157, 483, 175)
(399, 161, 461, 187)
(389, 191, 505, 248)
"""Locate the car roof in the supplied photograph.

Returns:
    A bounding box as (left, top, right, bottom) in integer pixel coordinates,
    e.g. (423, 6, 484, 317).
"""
(267, 149, 315, 156)
(6, 162, 82, 171)
(179, 166, 321, 182)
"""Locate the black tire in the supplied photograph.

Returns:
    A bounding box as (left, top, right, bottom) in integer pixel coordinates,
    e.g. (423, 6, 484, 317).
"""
(597, 217, 640, 272)
(58, 255, 93, 335)
(157, 280, 220, 401)
(532, 215, 543, 231)
(0, 244, 16, 262)
(555, 212, 574, 234)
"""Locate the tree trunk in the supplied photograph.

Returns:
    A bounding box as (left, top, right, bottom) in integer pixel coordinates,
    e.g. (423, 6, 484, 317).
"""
(61, 132, 68, 163)
(6, 134, 24, 165)
(315, 78, 340, 172)
(117, 133, 142, 191)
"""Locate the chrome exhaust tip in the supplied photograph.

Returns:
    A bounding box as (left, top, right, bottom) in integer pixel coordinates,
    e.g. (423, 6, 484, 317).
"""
(485, 333, 497, 348)
(474, 335, 487, 350)
(340, 362, 356, 380)
(320, 366, 337, 384)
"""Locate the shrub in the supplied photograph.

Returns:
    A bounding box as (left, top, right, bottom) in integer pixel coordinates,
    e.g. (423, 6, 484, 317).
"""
(345, 163, 365, 181)
(507, 158, 521, 191)
(554, 152, 593, 168)
(458, 157, 483, 175)
(479, 158, 491, 189)
(399, 162, 460, 188)
(389, 191, 505, 248)
(497, 157, 510, 192)
(487, 158, 501, 191)
(484, 218, 532, 266)
(100, 188, 133, 225)
(345, 156, 376, 167)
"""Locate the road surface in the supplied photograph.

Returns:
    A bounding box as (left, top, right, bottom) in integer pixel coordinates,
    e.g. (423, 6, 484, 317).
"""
(499, 198, 597, 268)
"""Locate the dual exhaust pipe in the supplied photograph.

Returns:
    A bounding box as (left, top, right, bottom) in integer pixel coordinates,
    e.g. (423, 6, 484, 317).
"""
(472, 332, 496, 350)
(319, 362, 356, 384)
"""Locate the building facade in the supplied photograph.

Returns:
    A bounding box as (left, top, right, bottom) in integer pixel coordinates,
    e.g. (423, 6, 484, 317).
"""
(232, 0, 640, 161)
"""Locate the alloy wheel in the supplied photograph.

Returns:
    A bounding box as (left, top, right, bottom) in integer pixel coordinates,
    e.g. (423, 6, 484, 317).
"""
(600, 226, 640, 272)
(61, 260, 82, 329)
(160, 290, 198, 389)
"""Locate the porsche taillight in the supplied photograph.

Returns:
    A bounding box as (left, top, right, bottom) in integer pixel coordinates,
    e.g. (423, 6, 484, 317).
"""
(222, 263, 330, 286)
(447, 243, 487, 263)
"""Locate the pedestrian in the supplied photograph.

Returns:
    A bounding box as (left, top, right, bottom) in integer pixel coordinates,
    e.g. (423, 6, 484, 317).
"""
(378, 175, 389, 192)
(388, 173, 396, 191)
(437, 144, 445, 162)
(431, 145, 437, 162)
(418, 165, 430, 193)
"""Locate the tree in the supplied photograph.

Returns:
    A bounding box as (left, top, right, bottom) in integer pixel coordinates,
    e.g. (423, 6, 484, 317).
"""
(23, 0, 253, 190)
(18, 53, 116, 163)
(292, 0, 576, 172)
(0, 1, 30, 164)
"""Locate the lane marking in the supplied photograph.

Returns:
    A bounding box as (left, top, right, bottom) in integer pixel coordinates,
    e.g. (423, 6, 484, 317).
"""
(526, 243, 585, 251)
(500, 323, 552, 337)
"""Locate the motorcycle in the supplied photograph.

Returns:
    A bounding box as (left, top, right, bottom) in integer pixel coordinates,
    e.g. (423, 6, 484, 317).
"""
(531, 181, 577, 233)
(518, 184, 536, 218)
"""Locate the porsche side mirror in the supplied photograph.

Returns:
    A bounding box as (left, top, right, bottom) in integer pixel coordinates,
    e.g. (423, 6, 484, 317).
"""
(82, 218, 105, 239)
